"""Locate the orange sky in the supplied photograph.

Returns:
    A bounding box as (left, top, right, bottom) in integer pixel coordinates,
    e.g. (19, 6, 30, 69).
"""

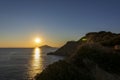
(0, 0, 119, 47)
(0, 37, 67, 48)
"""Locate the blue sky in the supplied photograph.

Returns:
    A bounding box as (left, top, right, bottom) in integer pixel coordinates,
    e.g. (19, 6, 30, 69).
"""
(0, 0, 120, 47)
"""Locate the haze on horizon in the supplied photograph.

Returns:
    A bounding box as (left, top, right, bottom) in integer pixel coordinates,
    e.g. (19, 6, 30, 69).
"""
(0, 0, 120, 48)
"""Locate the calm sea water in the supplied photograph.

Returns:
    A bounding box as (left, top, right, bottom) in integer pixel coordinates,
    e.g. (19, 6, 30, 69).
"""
(0, 48, 63, 80)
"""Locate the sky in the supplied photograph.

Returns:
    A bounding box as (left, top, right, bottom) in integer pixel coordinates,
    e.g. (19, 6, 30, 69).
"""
(0, 0, 120, 47)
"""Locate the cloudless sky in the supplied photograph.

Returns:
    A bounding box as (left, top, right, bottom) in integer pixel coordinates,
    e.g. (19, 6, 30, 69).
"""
(0, 0, 120, 47)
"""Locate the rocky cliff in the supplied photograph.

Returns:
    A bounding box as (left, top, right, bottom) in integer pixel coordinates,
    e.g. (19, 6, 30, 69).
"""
(35, 31, 120, 80)
(48, 31, 120, 56)
(35, 43, 120, 80)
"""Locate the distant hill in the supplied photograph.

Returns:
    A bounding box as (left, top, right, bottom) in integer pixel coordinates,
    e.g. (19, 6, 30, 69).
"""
(40, 45, 57, 49)
(40, 45, 58, 54)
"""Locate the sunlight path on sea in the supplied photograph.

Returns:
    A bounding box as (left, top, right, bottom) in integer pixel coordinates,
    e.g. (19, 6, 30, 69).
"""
(28, 47, 43, 79)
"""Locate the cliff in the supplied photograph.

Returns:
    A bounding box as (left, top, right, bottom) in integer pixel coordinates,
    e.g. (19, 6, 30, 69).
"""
(48, 31, 120, 56)
(35, 43, 120, 80)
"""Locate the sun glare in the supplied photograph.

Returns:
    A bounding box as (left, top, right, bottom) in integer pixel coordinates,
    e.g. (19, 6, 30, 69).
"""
(35, 38, 41, 44)
(34, 47, 41, 59)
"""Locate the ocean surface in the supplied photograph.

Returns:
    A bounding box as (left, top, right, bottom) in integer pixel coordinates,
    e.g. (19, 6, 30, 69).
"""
(0, 48, 63, 80)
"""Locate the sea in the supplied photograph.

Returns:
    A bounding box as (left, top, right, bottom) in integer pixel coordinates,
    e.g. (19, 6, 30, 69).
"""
(0, 47, 63, 80)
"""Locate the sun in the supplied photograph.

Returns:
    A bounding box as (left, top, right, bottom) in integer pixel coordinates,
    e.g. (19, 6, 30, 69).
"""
(35, 38, 41, 44)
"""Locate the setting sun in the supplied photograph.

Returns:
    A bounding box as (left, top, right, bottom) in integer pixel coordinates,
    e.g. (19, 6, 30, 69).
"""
(35, 38, 41, 44)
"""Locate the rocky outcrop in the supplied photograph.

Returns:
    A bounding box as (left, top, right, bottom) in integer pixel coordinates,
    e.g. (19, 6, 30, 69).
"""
(35, 43, 120, 80)
(48, 31, 120, 56)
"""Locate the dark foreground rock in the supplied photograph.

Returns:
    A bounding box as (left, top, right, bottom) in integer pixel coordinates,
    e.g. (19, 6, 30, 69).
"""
(35, 43, 120, 80)
(35, 60, 93, 80)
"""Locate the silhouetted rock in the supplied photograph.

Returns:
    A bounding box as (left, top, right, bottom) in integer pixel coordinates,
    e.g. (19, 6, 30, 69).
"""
(80, 31, 120, 47)
(40, 45, 57, 49)
(35, 31, 120, 80)
(35, 43, 120, 80)
(40, 45, 58, 53)
(35, 60, 93, 80)
(49, 31, 120, 56)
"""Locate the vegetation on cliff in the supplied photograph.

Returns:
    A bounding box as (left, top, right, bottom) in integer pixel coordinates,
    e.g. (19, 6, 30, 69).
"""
(80, 31, 120, 47)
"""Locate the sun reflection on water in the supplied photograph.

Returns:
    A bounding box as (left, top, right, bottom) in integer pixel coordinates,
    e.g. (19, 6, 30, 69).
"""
(34, 47, 40, 60)
(28, 47, 43, 79)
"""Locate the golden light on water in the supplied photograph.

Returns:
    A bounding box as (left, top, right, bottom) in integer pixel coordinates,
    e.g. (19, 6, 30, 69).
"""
(34, 47, 40, 60)
(29, 47, 43, 79)
(28, 47, 62, 79)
